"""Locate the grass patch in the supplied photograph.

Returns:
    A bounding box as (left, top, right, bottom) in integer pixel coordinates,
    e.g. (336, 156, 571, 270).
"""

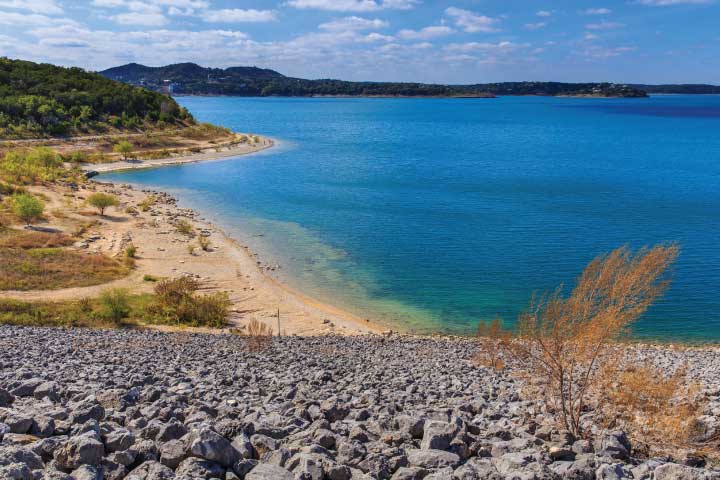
(0, 230, 74, 249)
(144, 276, 230, 328)
(0, 294, 153, 328)
(0, 247, 129, 290)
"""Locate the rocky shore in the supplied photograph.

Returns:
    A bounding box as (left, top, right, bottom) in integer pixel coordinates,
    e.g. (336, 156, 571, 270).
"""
(1, 326, 719, 479)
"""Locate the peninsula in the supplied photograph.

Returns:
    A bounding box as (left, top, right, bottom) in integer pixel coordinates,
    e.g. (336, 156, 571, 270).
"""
(100, 62, 650, 98)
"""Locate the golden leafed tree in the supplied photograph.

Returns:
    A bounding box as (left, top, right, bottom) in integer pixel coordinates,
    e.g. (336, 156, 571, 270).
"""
(502, 244, 679, 436)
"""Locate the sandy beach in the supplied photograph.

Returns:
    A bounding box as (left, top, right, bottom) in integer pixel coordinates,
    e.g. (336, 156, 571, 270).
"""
(0, 135, 384, 336)
(84, 134, 275, 173)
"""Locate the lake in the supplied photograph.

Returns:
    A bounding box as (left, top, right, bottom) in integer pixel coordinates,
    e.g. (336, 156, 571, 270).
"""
(102, 95, 720, 341)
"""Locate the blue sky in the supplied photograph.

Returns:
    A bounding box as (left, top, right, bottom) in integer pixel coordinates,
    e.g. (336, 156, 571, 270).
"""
(0, 0, 718, 83)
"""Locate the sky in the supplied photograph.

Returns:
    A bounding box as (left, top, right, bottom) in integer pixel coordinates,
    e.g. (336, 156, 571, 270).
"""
(0, 0, 718, 84)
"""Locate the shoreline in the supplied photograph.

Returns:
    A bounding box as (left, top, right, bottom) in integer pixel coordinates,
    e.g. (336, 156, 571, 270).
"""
(75, 134, 388, 336)
(83, 134, 275, 173)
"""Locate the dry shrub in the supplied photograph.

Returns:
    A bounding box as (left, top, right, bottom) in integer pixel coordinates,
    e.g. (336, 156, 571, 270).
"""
(600, 363, 715, 460)
(245, 319, 273, 351)
(198, 235, 211, 251)
(149, 276, 230, 328)
(474, 318, 510, 370)
(175, 219, 194, 236)
(480, 244, 679, 438)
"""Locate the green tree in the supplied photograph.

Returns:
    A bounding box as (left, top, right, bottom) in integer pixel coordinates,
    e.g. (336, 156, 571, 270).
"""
(12, 193, 44, 226)
(87, 192, 119, 216)
(113, 140, 134, 161)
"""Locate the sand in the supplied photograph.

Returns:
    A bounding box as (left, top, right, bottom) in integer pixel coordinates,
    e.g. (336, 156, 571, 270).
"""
(0, 135, 385, 336)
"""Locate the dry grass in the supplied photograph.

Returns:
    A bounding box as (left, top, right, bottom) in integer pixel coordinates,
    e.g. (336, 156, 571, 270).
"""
(175, 219, 194, 236)
(477, 244, 680, 438)
(0, 247, 129, 290)
(0, 294, 153, 328)
(599, 363, 717, 461)
(0, 230, 74, 249)
(198, 235, 211, 251)
(474, 318, 510, 370)
(244, 319, 273, 351)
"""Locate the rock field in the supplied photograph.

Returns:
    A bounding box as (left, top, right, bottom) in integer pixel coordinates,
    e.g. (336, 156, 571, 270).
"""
(0, 325, 719, 479)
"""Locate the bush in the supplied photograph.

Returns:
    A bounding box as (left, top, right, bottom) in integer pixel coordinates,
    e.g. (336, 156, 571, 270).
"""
(11, 193, 44, 225)
(245, 319, 273, 351)
(99, 288, 130, 324)
(175, 219, 193, 235)
(143, 274, 159, 282)
(600, 362, 709, 458)
(480, 244, 679, 437)
(138, 195, 155, 212)
(125, 244, 137, 258)
(0, 147, 64, 184)
(87, 192, 119, 216)
(198, 235, 211, 251)
(113, 140, 134, 160)
(148, 276, 230, 328)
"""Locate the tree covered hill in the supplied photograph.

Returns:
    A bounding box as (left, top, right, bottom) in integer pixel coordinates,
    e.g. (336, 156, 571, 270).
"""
(100, 62, 649, 98)
(0, 58, 194, 139)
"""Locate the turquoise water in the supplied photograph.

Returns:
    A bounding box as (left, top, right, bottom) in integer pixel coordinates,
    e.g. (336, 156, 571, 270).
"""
(102, 95, 720, 341)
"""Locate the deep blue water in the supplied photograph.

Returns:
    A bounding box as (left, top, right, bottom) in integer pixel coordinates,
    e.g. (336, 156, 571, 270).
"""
(102, 95, 720, 341)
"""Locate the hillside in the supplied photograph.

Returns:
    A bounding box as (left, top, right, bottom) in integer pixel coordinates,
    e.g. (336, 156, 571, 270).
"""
(631, 84, 720, 94)
(0, 58, 194, 139)
(100, 62, 648, 98)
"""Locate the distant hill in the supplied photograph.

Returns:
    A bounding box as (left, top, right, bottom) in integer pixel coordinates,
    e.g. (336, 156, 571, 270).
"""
(631, 84, 720, 94)
(100, 63, 649, 98)
(0, 58, 194, 139)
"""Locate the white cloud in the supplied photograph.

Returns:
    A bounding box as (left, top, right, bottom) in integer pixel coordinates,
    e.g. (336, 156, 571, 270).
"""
(584, 8, 612, 14)
(584, 32, 599, 40)
(397, 25, 454, 40)
(0, 10, 75, 25)
(444, 7, 499, 33)
(579, 45, 636, 58)
(286, 0, 417, 11)
(445, 41, 523, 53)
(585, 21, 624, 29)
(111, 11, 167, 25)
(536, 10, 552, 17)
(636, 0, 712, 4)
(202, 9, 276, 23)
(319, 16, 388, 31)
(0, 0, 62, 14)
(524, 22, 546, 30)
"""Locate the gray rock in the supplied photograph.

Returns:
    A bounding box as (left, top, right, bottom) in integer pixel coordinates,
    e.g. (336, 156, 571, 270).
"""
(33, 381, 60, 402)
(596, 463, 633, 479)
(69, 465, 102, 480)
(104, 429, 135, 453)
(127, 460, 176, 479)
(159, 439, 186, 470)
(53, 435, 105, 470)
(11, 379, 43, 398)
(406, 449, 460, 470)
(0, 388, 15, 407)
(419, 421, 457, 451)
(175, 457, 225, 478)
(0, 463, 33, 480)
(245, 463, 294, 480)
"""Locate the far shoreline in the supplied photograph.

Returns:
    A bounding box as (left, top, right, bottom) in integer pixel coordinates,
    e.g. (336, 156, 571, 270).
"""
(83, 134, 275, 174)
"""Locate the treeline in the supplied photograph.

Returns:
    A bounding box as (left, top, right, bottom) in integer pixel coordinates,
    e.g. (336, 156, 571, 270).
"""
(101, 62, 650, 98)
(0, 58, 194, 139)
(631, 84, 720, 94)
